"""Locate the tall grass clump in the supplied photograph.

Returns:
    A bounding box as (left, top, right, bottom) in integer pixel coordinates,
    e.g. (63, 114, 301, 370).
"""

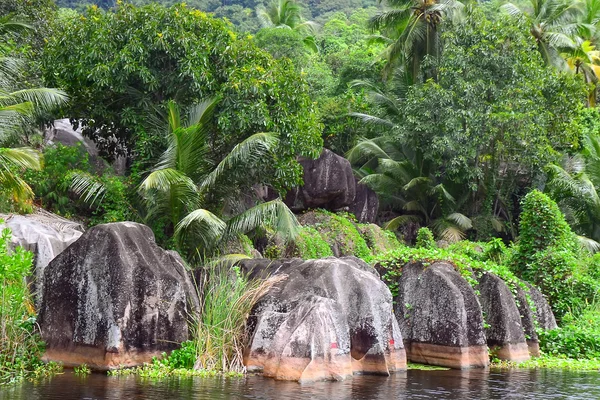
(191, 265, 282, 373)
(0, 223, 61, 384)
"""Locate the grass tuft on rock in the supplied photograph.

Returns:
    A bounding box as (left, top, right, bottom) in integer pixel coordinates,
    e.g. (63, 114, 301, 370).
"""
(191, 265, 283, 373)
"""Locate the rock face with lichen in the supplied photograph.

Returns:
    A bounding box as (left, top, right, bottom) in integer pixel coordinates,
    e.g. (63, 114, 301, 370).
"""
(380, 260, 559, 369)
(514, 281, 557, 356)
(476, 272, 530, 362)
(38, 222, 199, 370)
(392, 261, 489, 369)
(242, 257, 406, 383)
(349, 182, 379, 223)
(284, 149, 356, 213)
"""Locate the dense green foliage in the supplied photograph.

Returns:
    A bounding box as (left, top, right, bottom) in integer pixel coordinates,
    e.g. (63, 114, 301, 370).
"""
(42, 3, 322, 190)
(292, 226, 334, 259)
(511, 191, 600, 320)
(21, 144, 133, 225)
(351, 11, 586, 242)
(0, 225, 61, 385)
(6, 0, 600, 376)
(415, 227, 435, 249)
(512, 191, 579, 274)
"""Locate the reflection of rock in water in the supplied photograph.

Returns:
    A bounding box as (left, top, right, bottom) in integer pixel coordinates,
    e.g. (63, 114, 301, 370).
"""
(6, 369, 600, 399)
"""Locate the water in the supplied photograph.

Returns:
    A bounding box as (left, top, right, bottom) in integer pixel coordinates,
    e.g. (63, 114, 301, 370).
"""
(2, 369, 599, 399)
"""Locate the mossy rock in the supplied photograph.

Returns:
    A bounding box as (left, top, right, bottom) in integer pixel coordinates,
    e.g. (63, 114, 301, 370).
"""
(357, 224, 401, 255)
(297, 210, 372, 261)
(224, 234, 262, 258)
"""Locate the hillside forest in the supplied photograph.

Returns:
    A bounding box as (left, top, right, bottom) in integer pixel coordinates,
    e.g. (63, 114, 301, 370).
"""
(3, 0, 600, 382)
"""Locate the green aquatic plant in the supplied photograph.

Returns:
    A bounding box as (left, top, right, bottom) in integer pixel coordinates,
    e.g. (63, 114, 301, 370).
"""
(73, 364, 91, 376)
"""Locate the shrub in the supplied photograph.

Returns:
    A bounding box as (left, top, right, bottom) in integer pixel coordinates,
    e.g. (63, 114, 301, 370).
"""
(0, 223, 61, 384)
(512, 190, 579, 275)
(23, 144, 134, 226)
(23, 144, 90, 217)
(415, 227, 435, 249)
(511, 190, 598, 321)
(539, 302, 600, 359)
(306, 210, 372, 261)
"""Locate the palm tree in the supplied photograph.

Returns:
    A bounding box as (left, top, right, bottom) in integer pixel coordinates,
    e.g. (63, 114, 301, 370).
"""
(502, 0, 583, 69)
(257, 0, 316, 32)
(348, 137, 472, 242)
(545, 133, 600, 252)
(136, 99, 300, 260)
(545, 155, 600, 252)
(368, 0, 464, 81)
(0, 15, 67, 206)
(563, 39, 600, 106)
(579, 0, 600, 42)
(256, 0, 319, 52)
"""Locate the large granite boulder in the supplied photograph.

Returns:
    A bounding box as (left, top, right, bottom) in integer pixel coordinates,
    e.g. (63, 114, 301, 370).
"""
(526, 282, 558, 331)
(514, 282, 557, 357)
(349, 182, 379, 223)
(38, 222, 199, 370)
(392, 261, 489, 369)
(284, 149, 356, 212)
(476, 272, 530, 362)
(44, 119, 126, 175)
(243, 257, 406, 382)
(0, 210, 83, 303)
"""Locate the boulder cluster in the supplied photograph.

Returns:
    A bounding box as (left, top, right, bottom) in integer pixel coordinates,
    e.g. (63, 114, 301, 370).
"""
(383, 261, 556, 369)
(5, 214, 559, 379)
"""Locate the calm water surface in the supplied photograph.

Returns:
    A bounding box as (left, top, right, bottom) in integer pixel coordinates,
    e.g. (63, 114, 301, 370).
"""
(1, 369, 599, 399)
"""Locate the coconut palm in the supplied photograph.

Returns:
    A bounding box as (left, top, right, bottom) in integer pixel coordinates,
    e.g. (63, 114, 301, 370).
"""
(348, 137, 472, 242)
(563, 39, 600, 105)
(0, 15, 67, 206)
(135, 99, 300, 260)
(502, 0, 583, 69)
(545, 154, 600, 252)
(256, 0, 319, 52)
(368, 0, 464, 81)
(256, 0, 317, 32)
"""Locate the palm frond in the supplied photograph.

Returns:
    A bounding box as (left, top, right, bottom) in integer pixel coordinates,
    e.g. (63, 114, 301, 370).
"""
(199, 132, 279, 192)
(69, 171, 107, 207)
(225, 199, 300, 243)
(384, 214, 421, 230)
(0, 147, 42, 170)
(577, 234, 600, 253)
(175, 208, 227, 250)
(446, 212, 473, 230)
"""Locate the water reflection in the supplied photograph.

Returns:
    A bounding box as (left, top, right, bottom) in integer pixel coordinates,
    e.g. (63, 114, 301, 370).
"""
(1, 368, 599, 399)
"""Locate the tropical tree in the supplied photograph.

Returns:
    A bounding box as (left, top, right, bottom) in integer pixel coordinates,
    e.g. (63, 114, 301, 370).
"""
(0, 15, 66, 207)
(256, 0, 319, 52)
(368, 0, 464, 81)
(42, 3, 323, 192)
(563, 39, 600, 106)
(136, 99, 300, 260)
(502, 0, 583, 69)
